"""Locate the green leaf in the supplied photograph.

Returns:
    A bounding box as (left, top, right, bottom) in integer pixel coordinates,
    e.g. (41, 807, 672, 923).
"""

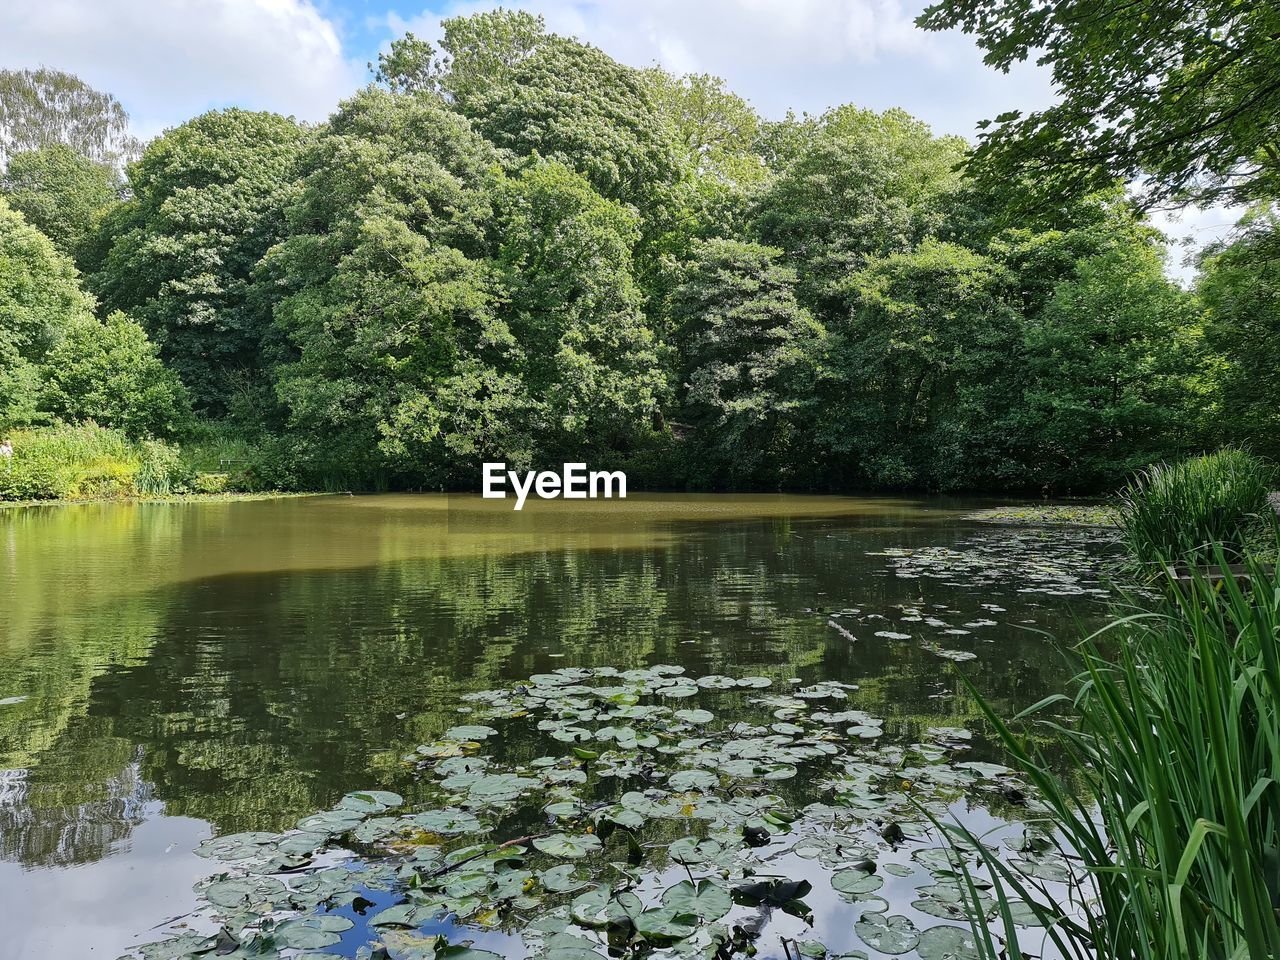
(533, 832, 602, 859)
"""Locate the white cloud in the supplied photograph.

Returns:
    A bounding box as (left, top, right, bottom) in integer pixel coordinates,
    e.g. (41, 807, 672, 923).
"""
(0, 0, 364, 141)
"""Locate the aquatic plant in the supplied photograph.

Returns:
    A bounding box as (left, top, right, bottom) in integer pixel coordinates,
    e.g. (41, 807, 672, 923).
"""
(1116, 448, 1277, 569)
(942, 551, 1280, 960)
(131, 665, 1065, 960)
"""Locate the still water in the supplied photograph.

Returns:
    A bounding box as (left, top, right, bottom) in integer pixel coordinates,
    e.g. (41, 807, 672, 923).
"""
(0, 494, 1117, 956)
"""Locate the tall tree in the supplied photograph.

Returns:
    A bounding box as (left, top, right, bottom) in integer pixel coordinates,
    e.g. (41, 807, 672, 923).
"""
(667, 239, 823, 486)
(457, 33, 681, 211)
(1, 144, 121, 259)
(266, 88, 510, 488)
(642, 70, 764, 187)
(489, 159, 667, 460)
(1197, 213, 1280, 462)
(1017, 241, 1203, 490)
(0, 68, 139, 167)
(0, 196, 96, 427)
(90, 109, 304, 416)
(821, 239, 1020, 490)
(754, 106, 966, 317)
(918, 0, 1280, 208)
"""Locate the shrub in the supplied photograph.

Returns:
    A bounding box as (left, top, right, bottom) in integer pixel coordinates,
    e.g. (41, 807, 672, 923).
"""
(40, 311, 192, 440)
(0, 424, 195, 500)
(192, 472, 230, 494)
(1117, 448, 1277, 568)
(134, 439, 191, 495)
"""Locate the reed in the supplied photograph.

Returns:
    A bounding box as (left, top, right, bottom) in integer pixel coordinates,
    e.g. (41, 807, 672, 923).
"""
(1116, 448, 1276, 569)
(947, 548, 1280, 960)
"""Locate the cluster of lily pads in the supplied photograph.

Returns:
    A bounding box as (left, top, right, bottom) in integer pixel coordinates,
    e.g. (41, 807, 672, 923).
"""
(870, 527, 1116, 598)
(961, 505, 1117, 528)
(820, 599, 1015, 664)
(129, 665, 1077, 960)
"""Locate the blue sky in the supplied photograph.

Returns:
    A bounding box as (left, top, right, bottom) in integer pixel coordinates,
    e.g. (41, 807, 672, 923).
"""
(0, 0, 1237, 275)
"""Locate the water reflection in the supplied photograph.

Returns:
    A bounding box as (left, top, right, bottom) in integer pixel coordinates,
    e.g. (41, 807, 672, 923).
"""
(0, 494, 1116, 955)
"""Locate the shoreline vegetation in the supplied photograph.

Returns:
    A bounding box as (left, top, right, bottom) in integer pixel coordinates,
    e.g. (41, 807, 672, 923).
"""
(3, 8, 1278, 500)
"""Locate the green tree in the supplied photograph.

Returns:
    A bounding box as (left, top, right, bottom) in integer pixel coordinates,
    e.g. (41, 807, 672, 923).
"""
(1197, 214, 1280, 462)
(458, 33, 681, 211)
(40, 311, 191, 438)
(438, 8, 548, 109)
(374, 11, 548, 104)
(90, 109, 304, 415)
(667, 239, 823, 486)
(820, 239, 1020, 489)
(1017, 242, 1203, 490)
(642, 70, 764, 187)
(0, 197, 95, 427)
(753, 106, 966, 317)
(488, 160, 667, 460)
(1, 144, 121, 259)
(266, 88, 507, 488)
(918, 0, 1280, 208)
(0, 67, 139, 167)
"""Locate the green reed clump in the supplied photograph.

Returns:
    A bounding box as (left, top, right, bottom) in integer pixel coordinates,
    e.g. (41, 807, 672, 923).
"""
(947, 548, 1280, 960)
(1117, 448, 1277, 569)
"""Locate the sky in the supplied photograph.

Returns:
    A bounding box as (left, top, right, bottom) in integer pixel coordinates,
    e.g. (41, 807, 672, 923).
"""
(0, 0, 1238, 279)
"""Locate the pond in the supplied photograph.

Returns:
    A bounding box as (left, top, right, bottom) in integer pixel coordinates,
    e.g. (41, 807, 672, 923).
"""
(0, 494, 1119, 958)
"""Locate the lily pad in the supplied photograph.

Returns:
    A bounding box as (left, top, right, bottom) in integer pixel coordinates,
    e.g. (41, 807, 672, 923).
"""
(533, 833, 602, 859)
(855, 914, 920, 955)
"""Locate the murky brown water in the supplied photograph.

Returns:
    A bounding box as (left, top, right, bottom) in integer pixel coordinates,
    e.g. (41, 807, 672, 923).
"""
(0, 494, 1116, 956)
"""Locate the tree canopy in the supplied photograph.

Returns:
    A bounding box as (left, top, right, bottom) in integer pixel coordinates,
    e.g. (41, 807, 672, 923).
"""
(90, 109, 304, 415)
(918, 0, 1280, 208)
(0, 67, 139, 167)
(2, 16, 1271, 494)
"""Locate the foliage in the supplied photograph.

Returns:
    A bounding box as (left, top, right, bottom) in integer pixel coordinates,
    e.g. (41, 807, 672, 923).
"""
(1197, 213, 1280, 463)
(1116, 449, 1277, 569)
(0, 144, 121, 259)
(266, 86, 504, 489)
(0, 427, 186, 504)
(943, 553, 1280, 960)
(40, 311, 191, 439)
(458, 33, 682, 211)
(918, 0, 1280, 209)
(753, 105, 966, 315)
(487, 160, 667, 461)
(0, 196, 96, 428)
(642, 70, 765, 187)
(0, 67, 139, 167)
(819, 239, 1019, 490)
(3, 12, 1273, 495)
(666, 238, 822, 486)
(90, 108, 305, 415)
(1015, 242, 1204, 491)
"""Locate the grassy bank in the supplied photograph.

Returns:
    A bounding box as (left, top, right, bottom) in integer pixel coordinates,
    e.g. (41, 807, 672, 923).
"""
(0, 423, 278, 503)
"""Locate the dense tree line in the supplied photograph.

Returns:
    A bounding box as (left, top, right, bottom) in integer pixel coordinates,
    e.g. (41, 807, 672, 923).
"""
(1, 9, 1276, 493)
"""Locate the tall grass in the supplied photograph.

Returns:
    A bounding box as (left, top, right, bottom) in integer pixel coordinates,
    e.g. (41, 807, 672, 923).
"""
(945, 548, 1280, 960)
(0, 423, 252, 500)
(1117, 448, 1277, 569)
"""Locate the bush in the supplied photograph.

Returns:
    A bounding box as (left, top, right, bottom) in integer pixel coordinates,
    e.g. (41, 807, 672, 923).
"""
(1117, 448, 1277, 568)
(192, 472, 230, 494)
(0, 424, 199, 501)
(39, 311, 192, 439)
